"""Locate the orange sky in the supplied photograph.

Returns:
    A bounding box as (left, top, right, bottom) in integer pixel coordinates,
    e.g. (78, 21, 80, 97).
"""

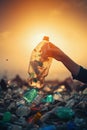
(0, 0, 87, 81)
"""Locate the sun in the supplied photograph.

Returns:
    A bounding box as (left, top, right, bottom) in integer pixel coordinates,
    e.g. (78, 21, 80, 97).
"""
(24, 26, 66, 53)
(32, 33, 48, 43)
(30, 32, 58, 49)
(29, 32, 54, 49)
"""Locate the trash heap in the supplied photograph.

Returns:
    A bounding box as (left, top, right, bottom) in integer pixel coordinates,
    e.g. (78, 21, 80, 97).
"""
(0, 78, 87, 130)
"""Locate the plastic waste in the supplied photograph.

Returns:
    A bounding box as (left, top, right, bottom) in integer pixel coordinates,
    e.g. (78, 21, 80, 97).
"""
(0, 76, 87, 130)
(65, 99, 75, 107)
(8, 102, 16, 111)
(74, 117, 86, 127)
(40, 107, 56, 122)
(53, 92, 63, 101)
(28, 36, 52, 88)
(33, 112, 42, 123)
(16, 99, 25, 107)
(39, 125, 56, 130)
(46, 94, 54, 103)
(17, 116, 27, 126)
(23, 88, 38, 104)
(43, 94, 54, 103)
(2, 111, 12, 122)
(8, 124, 22, 130)
(67, 121, 76, 130)
(16, 105, 30, 117)
(55, 106, 75, 120)
(33, 92, 44, 105)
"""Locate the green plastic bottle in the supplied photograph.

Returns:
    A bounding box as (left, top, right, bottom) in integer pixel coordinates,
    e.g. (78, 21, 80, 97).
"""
(42, 94, 54, 103)
(2, 111, 12, 122)
(23, 88, 38, 103)
(46, 94, 54, 103)
(55, 106, 75, 120)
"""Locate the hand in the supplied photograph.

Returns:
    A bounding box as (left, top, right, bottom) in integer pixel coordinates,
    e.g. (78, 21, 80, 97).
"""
(41, 42, 64, 61)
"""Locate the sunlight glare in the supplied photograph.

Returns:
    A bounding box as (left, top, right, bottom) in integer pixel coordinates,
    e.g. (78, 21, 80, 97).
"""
(25, 27, 66, 53)
(31, 32, 54, 49)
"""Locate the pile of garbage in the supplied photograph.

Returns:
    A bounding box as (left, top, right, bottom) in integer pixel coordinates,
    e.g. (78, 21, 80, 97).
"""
(0, 77, 87, 130)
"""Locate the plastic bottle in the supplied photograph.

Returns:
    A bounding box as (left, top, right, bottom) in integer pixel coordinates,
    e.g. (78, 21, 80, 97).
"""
(33, 112, 42, 123)
(40, 108, 56, 122)
(42, 94, 54, 103)
(16, 99, 25, 107)
(2, 111, 12, 122)
(28, 36, 52, 88)
(8, 124, 22, 130)
(23, 88, 38, 104)
(67, 121, 76, 130)
(39, 125, 56, 130)
(16, 105, 30, 117)
(55, 106, 75, 120)
(33, 92, 44, 105)
(53, 92, 63, 101)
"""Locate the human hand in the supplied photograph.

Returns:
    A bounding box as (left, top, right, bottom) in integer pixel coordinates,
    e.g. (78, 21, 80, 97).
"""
(41, 42, 64, 61)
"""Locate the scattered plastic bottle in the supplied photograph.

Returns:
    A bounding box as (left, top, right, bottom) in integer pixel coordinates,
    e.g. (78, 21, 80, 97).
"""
(74, 117, 86, 127)
(16, 105, 30, 117)
(67, 121, 76, 130)
(28, 36, 52, 88)
(2, 111, 12, 122)
(53, 92, 63, 101)
(23, 88, 38, 104)
(44, 94, 54, 103)
(40, 108, 55, 122)
(65, 99, 75, 107)
(8, 124, 22, 130)
(33, 112, 42, 123)
(56, 124, 67, 130)
(39, 125, 56, 130)
(55, 106, 75, 120)
(16, 99, 25, 107)
(33, 92, 44, 105)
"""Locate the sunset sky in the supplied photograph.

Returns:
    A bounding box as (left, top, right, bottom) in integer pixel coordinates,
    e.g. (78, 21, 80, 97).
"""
(0, 0, 87, 81)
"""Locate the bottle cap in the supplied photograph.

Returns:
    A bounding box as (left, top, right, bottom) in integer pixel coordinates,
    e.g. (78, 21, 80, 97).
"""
(43, 36, 49, 41)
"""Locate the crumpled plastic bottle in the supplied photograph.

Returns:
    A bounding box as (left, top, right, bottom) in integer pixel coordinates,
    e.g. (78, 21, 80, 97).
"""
(28, 36, 52, 88)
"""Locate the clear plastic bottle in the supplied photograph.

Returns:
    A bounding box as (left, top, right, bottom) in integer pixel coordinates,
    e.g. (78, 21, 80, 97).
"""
(28, 36, 52, 88)
(16, 105, 30, 117)
(33, 92, 43, 105)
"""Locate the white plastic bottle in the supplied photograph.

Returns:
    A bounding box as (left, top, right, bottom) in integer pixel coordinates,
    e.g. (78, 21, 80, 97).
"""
(28, 36, 52, 88)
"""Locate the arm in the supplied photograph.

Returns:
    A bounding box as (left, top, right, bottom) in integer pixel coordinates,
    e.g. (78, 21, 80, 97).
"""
(54, 47, 87, 84)
(57, 52, 80, 77)
(41, 42, 87, 84)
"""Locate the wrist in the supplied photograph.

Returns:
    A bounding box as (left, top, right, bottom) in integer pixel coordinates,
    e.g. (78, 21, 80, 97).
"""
(56, 51, 66, 62)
